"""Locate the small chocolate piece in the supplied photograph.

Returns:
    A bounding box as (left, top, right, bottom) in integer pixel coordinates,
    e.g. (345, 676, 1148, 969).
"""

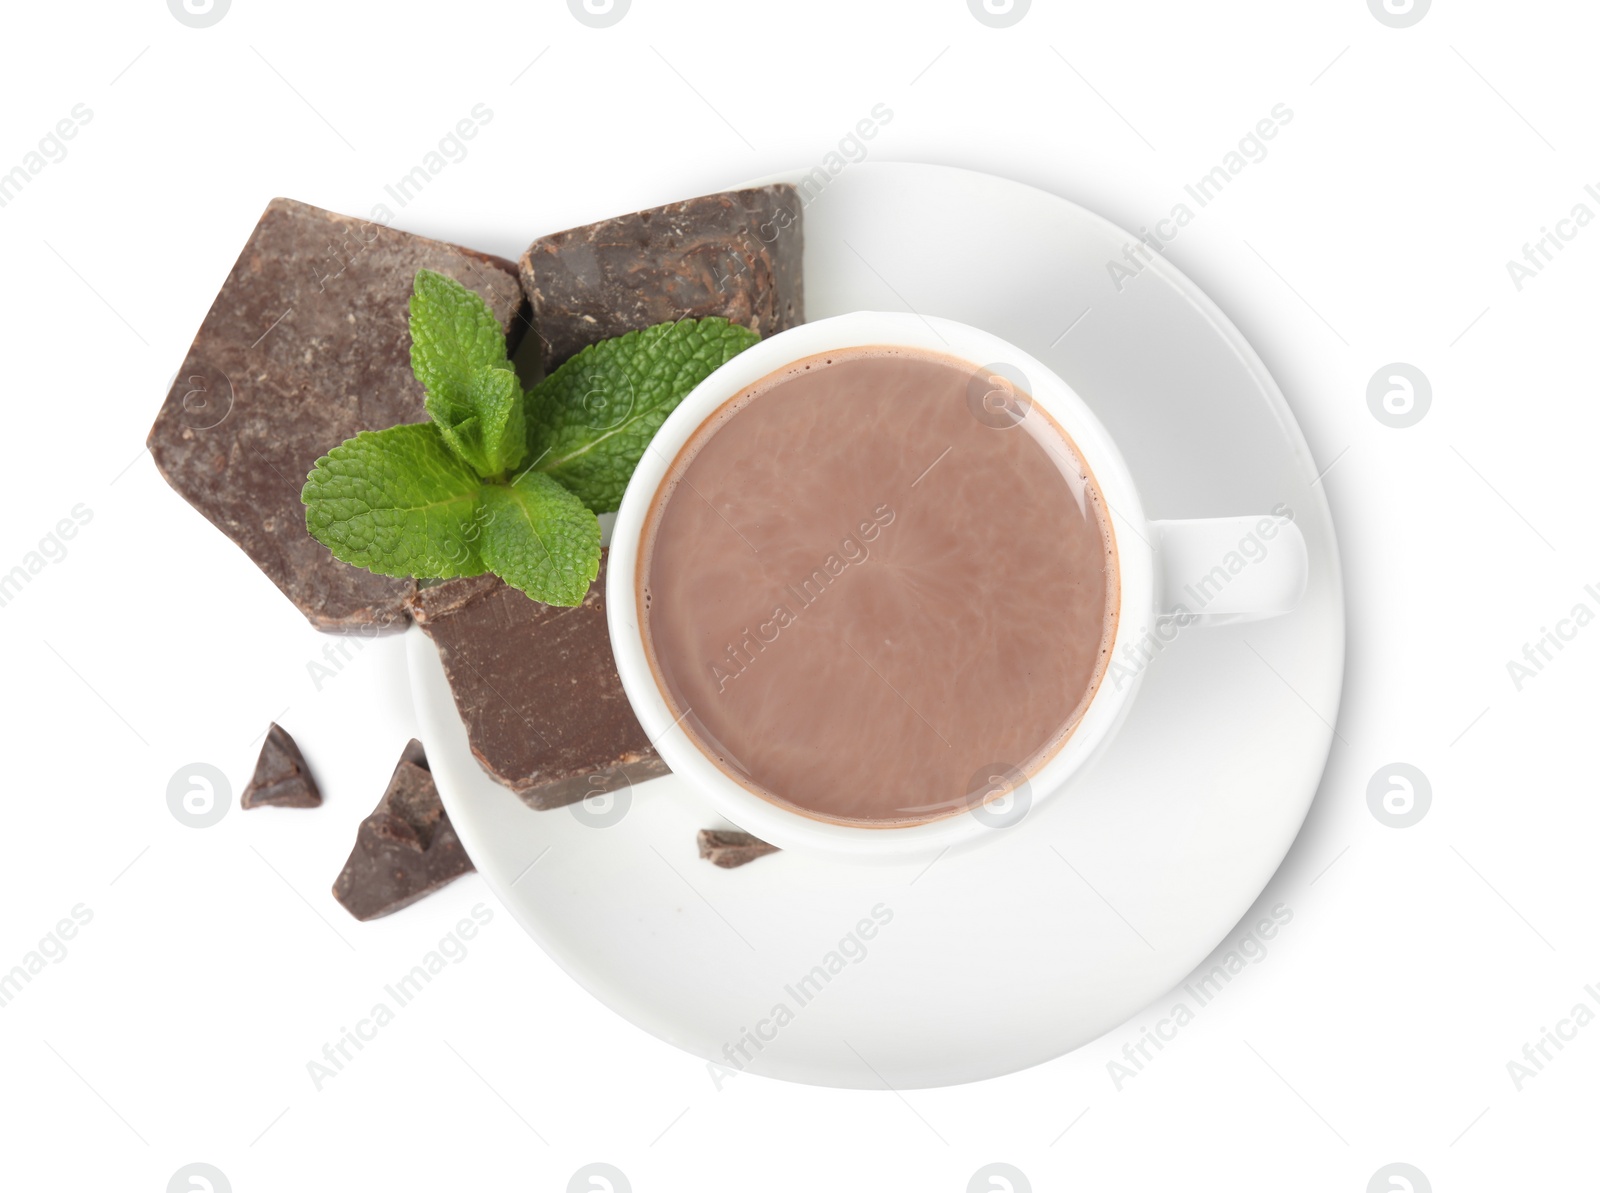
(697, 829, 780, 869)
(409, 552, 669, 809)
(148, 197, 526, 632)
(332, 740, 473, 921)
(241, 722, 321, 809)
(521, 185, 804, 372)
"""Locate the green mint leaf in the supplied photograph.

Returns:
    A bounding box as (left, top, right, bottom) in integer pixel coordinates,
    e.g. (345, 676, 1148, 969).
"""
(302, 422, 489, 579)
(409, 268, 511, 414)
(471, 364, 526, 474)
(431, 413, 493, 478)
(477, 471, 601, 607)
(523, 317, 760, 512)
(409, 269, 523, 476)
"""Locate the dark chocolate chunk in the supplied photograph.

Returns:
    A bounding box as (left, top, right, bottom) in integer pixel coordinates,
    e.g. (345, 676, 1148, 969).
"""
(697, 829, 779, 869)
(409, 552, 669, 809)
(148, 198, 526, 632)
(241, 722, 321, 809)
(332, 740, 473, 921)
(521, 185, 804, 372)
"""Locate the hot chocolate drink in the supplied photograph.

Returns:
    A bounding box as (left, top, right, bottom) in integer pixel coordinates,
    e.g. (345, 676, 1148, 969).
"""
(638, 346, 1118, 825)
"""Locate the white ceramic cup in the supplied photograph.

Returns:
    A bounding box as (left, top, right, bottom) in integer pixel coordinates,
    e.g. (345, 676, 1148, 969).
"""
(607, 313, 1308, 862)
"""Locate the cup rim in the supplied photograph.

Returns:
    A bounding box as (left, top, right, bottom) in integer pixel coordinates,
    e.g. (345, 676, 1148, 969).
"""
(606, 312, 1154, 860)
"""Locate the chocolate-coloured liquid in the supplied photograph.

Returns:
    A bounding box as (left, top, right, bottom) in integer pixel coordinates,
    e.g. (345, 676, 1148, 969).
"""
(639, 347, 1117, 825)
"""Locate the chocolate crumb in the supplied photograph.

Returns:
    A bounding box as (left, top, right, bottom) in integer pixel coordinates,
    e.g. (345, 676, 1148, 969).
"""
(697, 829, 780, 869)
(332, 740, 474, 920)
(241, 722, 321, 809)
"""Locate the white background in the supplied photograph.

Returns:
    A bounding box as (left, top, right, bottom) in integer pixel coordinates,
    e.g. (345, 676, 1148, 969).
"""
(2, 1, 1597, 1189)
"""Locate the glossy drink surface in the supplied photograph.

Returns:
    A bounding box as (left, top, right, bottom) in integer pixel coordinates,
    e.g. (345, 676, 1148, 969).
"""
(639, 347, 1117, 825)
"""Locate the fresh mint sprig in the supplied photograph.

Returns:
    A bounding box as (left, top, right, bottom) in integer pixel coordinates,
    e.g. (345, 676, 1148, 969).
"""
(302, 269, 759, 606)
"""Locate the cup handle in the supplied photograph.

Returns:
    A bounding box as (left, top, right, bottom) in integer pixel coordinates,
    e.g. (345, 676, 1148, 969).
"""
(1150, 513, 1308, 626)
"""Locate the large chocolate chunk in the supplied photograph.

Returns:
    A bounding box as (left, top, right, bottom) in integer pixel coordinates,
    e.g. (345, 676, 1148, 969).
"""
(520, 185, 804, 372)
(332, 740, 473, 921)
(148, 198, 526, 631)
(241, 722, 321, 809)
(409, 552, 669, 809)
(697, 829, 779, 869)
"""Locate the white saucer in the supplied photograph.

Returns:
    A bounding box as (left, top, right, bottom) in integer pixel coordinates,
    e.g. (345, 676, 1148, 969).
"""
(407, 162, 1344, 1089)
